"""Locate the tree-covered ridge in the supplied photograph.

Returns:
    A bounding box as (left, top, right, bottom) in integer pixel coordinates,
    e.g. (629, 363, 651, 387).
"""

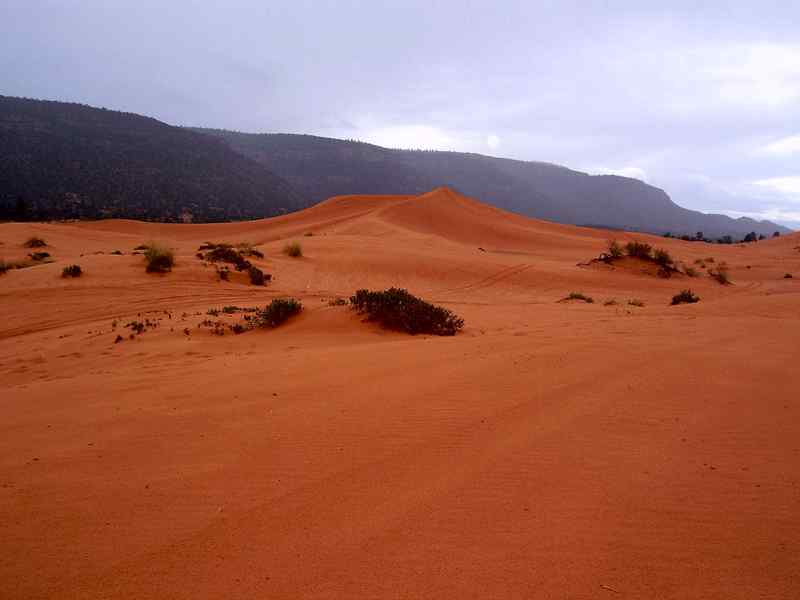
(0, 96, 303, 222)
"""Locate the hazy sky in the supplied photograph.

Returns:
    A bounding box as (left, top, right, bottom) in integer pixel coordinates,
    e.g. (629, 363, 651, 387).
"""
(2, 1, 799, 227)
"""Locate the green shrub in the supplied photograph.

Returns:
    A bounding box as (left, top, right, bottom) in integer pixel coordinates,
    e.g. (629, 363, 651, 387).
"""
(684, 266, 699, 277)
(29, 251, 51, 261)
(144, 243, 174, 273)
(252, 298, 303, 328)
(608, 240, 624, 259)
(23, 237, 47, 248)
(61, 264, 82, 278)
(350, 288, 464, 336)
(653, 248, 674, 267)
(671, 289, 700, 305)
(283, 241, 303, 257)
(248, 265, 268, 285)
(625, 241, 652, 259)
(562, 292, 594, 303)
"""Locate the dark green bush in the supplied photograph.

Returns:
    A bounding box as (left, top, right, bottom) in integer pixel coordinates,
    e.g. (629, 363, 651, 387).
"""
(625, 241, 652, 259)
(350, 288, 464, 336)
(144, 243, 174, 273)
(562, 292, 594, 303)
(23, 237, 47, 248)
(252, 298, 303, 328)
(61, 264, 82, 278)
(205, 245, 251, 270)
(29, 251, 50, 261)
(248, 265, 269, 285)
(671, 289, 700, 305)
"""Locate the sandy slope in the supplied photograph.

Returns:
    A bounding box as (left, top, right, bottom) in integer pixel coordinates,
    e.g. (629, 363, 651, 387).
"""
(1, 187, 799, 599)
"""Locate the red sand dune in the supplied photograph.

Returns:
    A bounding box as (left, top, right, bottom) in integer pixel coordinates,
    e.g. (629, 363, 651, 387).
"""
(1, 187, 799, 599)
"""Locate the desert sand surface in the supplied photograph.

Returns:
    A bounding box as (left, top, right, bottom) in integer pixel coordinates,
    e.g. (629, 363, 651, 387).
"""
(1, 187, 799, 599)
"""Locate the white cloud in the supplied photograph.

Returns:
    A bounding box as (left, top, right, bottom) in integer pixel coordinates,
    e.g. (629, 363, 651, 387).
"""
(759, 134, 800, 156)
(356, 125, 455, 150)
(754, 176, 800, 196)
(487, 134, 500, 150)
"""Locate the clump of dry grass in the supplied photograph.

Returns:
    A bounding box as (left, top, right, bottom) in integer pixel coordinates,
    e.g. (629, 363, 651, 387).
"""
(283, 241, 303, 257)
(144, 243, 174, 273)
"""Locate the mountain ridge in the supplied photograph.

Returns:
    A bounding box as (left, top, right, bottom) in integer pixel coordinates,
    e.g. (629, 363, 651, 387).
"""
(196, 128, 790, 238)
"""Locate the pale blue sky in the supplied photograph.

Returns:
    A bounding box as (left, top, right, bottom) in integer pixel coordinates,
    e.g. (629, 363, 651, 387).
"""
(2, 1, 798, 227)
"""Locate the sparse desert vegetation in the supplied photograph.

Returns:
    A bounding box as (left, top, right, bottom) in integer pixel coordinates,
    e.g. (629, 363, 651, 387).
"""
(350, 288, 464, 336)
(198, 242, 270, 284)
(625, 240, 653, 260)
(61, 264, 82, 278)
(283, 241, 303, 257)
(252, 298, 303, 328)
(628, 299, 645, 307)
(561, 292, 594, 303)
(23, 236, 47, 248)
(144, 243, 175, 273)
(671, 289, 700, 305)
(709, 263, 731, 285)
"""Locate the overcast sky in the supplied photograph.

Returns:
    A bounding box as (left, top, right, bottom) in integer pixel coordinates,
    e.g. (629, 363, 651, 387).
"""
(2, 1, 799, 227)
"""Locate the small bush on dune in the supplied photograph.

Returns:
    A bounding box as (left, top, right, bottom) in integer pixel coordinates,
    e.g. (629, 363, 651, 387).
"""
(0, 259, 7, 275)
(350, 288, 464, 336)
(61, 264, 82, 278)
(604, 299, 619, 306)
(625, 241, 652, 260)
(283, 241, 303, 257)
(252, 298, 303, 328)
(562, 292, 594, 303)
(237, 242, 264, 259)
(653, 248, 674, 268)
(248, 265, 270, 286)
(684, 266, 699, 277)
(134, 244, 149, 251)
(671, 289, 700, 305)
(709, 263, 730, 285)
(29, 251, 51, 261)
(608, 240, 624, 259)
(785, 273, 793, 279)
(144, 243, 174, 273)
(628, 299, 645, 307)
(23, 237, 47, 248)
